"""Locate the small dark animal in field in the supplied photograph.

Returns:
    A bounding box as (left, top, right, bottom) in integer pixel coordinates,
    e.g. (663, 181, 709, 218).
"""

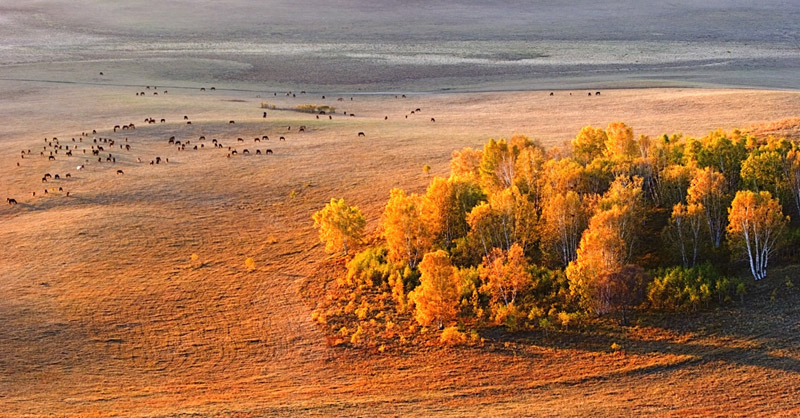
(210, 87, 215, 91)
(238, 138, 244, 142)
(262, 136, 268, 140)
(153, 92, 158, 95)
(58, 187, 63, 192)
(385, 116, 388, 120)
(358, 132, 365, 137)
(263, 112, 267, 118)
(402, 94, 406, 98)
(550, 92, 554, 96)
(42, 177, 47, 183)
(329, 115, 332, 120)
(350, 114, 355, 117)
(156, 157, 161, 164)
(266, 149, 273, 154)
(431, 118, 435, 122)
(116, 170, 124, 175)
(65, 173, 71, 178)
(229, 120, 235, 124)
(243, 149, 250, 154)
(596, 91, 601, 96)
(161, 118, 165, 123)
(316, 115, 319, 119)
(416, 108, 421, 112)
(231, 150, 238, 155)
(7, 198, 17, 205)
(99, 72, 104, 75)
(279, 136, 285, 141)
(114, 125, 120, 132)
(66, 191, 70, 197)
(48, 156, 55, 161)
(200, 88, 206, 91)
(254, 137, 260, 142)
(92, 130, 97, 134)
(256, 149, 262, 155)
(54, 174, 60, 180)
(199, 136, 205, 140)
(299, 126, 305, 132)
(193, 145, 198, 150)
(184, 115, 189, 120)
(187, 121, 192, 125)
(44, 173, 52, 179)
(588, 92, 592, 96)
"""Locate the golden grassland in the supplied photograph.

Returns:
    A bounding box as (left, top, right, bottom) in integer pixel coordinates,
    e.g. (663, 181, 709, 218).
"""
(1, 84, 800, 416)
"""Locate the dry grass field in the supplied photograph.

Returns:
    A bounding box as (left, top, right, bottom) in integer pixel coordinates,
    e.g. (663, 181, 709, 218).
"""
(2, 0, 800, 415)
(1, 82, 800, 416)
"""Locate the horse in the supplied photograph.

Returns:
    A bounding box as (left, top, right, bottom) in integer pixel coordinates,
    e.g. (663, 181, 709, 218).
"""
(358, 132, 365, 137)
(229, 120, 235, 124)
(431, 118, 435, 122)
(116, 170, 124, 175)
(6, 198, 17, 205)
(266, 149, 273, 154)
(279, 136, 286, 141)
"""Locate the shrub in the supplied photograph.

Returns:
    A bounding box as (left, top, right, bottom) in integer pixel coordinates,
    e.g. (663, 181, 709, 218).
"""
(648, 263, 744, 311)
(439, 326, 468, 346)
(345, 246, 395, 288)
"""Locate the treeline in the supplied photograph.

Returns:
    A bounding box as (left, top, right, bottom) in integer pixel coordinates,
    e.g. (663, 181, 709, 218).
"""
(312, 123, 797, 347)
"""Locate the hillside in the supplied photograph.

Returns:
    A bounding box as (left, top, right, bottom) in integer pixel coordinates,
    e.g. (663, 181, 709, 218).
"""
(1, 84, 799, 415)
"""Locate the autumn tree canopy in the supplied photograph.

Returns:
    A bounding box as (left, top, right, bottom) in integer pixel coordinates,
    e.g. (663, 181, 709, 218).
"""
(727, 190, 788, 280)
(312, 198, 366, 256)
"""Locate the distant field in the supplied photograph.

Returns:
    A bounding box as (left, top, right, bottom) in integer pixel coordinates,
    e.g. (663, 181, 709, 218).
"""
(1, 81, 799, 415)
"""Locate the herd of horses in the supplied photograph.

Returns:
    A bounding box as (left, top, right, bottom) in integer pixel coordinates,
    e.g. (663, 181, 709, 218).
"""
(5, 88, 594, 206)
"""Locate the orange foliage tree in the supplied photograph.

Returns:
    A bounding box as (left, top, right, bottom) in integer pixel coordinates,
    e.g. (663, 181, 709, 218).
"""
(382, 188, 433, 269)
(479, 243, 531, 310)
(410, 250, 461, 328)
(312, 198, 366, 256)
(688, 167, 730, 248)
(727, 190, 788, 280)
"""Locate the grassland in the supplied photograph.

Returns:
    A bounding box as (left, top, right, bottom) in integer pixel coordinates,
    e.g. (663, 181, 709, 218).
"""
(2, 0, 800, 414)
(1, 82, 800, 415)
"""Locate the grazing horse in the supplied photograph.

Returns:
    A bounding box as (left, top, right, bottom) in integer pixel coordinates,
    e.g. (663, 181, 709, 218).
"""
(184, 115, 189, 120)
(299, 126, 305, 132)
(262, 136, 269, 140)
(116, 170, 124, 175)
(187, 121, 192, 125)
(238, 138, 244, 142)
(550, 92, 554, 96)
(48, 155, 55, 161)
(279, 136, 286, 141)
(229, 120, 235, 124)
(243, 149, 250, 154)
(596, 91, 601, 96)
(7, 198, 17, 205)
(431, 118, 436, 122)
(266, 149, 273, 154)
(588, 92, 592, 96)
(256, 149, 262, 155)
(54, 174, 60, 180)
(210, 87, 216, 91)
(358, 132, 365, 137)
(200, 88, 206, 91)
(161, 118, 165, 123)
(114, 125, 120, 132)
(65, 173, 71, 178)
